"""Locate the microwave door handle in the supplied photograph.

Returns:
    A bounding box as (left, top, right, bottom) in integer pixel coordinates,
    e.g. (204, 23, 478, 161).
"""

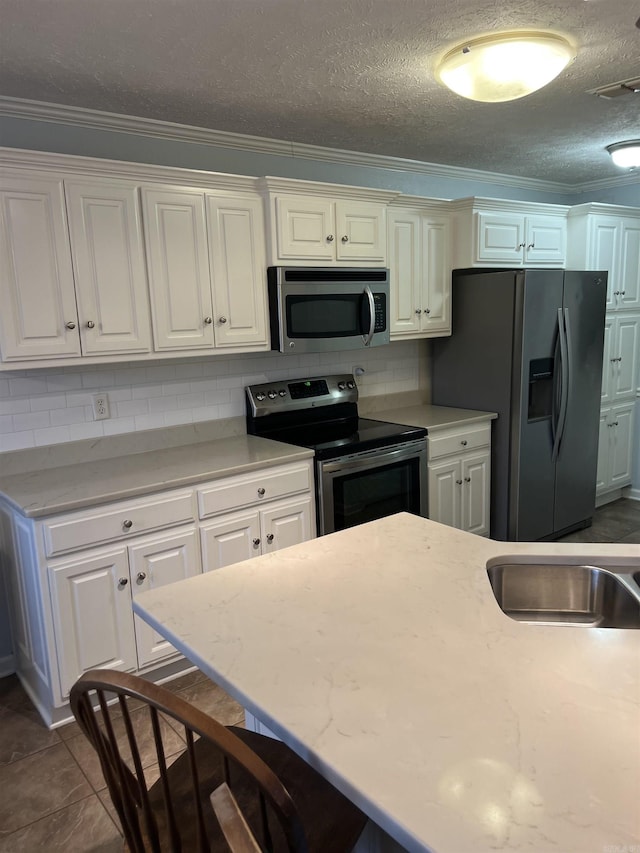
(363, 285, 375, 346)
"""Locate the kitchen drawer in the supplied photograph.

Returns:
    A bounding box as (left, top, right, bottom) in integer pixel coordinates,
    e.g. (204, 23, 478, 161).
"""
(197, 462, 312, 519)
(428, 423, 491, 460)
(43, 490, 195, 557)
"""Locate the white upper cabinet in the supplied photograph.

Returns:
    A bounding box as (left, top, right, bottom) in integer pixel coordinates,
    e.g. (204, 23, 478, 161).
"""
(452, 199, 568, 268)
(142, 188, 215, 351)
(142, 186, 269, 352)
(567, 206, 640, 312)
(206, 195, 268, 348)
(0, 174, 81, 360)
(65, 179, 152, 355)
(601, 313, 640, 404)
(388, 205, 451, 339)
(262, 177, 399, 266)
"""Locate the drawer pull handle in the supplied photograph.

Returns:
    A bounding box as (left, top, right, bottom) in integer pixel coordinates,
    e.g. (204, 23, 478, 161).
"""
(252, 538, 261, 547)
(257, 487, 266, 496)
(118, 577, 128, 586)
(123, 519, 133, 530)
(136, 572, 146, 582)
(460, 439, 468, 446)
(266, 533, 274, 543)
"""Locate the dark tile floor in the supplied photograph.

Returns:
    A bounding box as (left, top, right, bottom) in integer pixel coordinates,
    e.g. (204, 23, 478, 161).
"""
(0, 497, 638, 850)
(0, 668, 244, 851)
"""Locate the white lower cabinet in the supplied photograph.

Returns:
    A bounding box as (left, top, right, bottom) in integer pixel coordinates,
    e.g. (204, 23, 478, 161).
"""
(200, 497, 314, 571)
(0, 458, 315, 725)
(596, 403, 635, 497)
(427, 421, 492, 536)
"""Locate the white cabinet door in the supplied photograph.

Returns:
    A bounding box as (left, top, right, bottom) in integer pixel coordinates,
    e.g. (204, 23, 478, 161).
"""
(0, 175, 81, 360)
(589, 216, 620, 310)
(274, 196, 335, 261)
(612, 314, 639, 401)
(421, 216, 451, 335)
(476, 213, 524, 264)
(608, 404, 635, 489)
(335, 201, 386, 262)
(601, 316, 614, 404)
(428, 458, 462, 528)
(129, 528, 201, 667)
(388, 211, 421, 336)
(200, 510, 261, 571)
(595, 409, 610, 494)
(65, 180, 152, 355)
(260, 496, 313, 553)
(461, 451, 490, 536)
(48, 549, 136, 699)
(206, 195, 268, 348)
(142, 188, 215, 350)
(618, 219, 640, 310)
(523, 216, 566, 265)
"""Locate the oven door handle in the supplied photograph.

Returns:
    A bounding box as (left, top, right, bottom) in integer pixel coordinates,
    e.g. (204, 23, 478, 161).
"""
(319, 441, 426, 474)
(363, 285, 375, 346)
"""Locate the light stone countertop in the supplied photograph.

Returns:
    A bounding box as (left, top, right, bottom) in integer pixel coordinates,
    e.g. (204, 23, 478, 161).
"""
(0, 435, 313, 518)
(0, 404, 495, 518)
(133, 513, 640, 853)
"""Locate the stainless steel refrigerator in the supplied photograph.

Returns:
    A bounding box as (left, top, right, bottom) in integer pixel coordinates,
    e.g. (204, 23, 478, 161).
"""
(431, 269, 607, 541)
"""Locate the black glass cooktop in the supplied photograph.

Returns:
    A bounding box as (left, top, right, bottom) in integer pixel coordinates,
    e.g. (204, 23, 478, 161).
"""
(261, 417, 426, 461)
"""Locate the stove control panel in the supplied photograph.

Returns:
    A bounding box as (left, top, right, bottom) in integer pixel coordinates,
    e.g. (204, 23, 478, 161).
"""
(246, 374, 358, 417)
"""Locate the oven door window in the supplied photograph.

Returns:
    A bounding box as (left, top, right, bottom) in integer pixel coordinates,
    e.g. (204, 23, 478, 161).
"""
(286, 293, 366, 339)
(331, 457, 422, 532)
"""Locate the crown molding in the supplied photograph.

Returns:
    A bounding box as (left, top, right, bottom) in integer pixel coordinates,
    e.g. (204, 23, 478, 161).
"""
(567, 201, 640, 217)
(259, 176, 400, 203)
(449, 196, 570, 215)
(1, 95, 638, 196)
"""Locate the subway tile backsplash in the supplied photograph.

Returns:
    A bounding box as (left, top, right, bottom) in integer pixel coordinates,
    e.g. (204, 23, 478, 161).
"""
(0, 340, 428, 452)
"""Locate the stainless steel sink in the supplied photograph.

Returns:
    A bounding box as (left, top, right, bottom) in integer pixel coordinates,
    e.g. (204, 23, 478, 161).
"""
(487, 562, 640, 628)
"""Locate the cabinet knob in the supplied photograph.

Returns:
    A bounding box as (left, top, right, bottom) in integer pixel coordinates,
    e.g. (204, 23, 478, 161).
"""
(518, 242, 526, 249)
(621, 290, 626, 295)
(218, 316, 227, 324)
(118, 577, 128, 586)
(464, 477, 471, 483)
(613, 420, 619, 427)
(204, 316, 213, 325)
(252, 538, 261, 547)
(415, 309, 422, 315)
(122, 519, 133, 530)
(614, 291, 620, 296)
(326, 234, 334, 242)
(86, 320, 95, 329)
(341, 235, 349, 243)
(136, 572, 146, 582)
(266, 533, 274, 543)
(527, 243, 535, 249)
(425, 308, 431, 314)
(65, 321, 76, 330)
(257, 487, 266, 496)
(460, 439, 468, 446)
(456, 479, 463, 485)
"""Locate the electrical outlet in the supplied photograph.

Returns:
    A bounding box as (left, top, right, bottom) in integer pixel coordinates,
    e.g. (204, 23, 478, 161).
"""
(92, 393, 110, 420)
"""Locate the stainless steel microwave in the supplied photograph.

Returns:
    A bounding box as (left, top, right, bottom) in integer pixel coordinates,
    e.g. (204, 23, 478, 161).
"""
(267, 266, 390, 353)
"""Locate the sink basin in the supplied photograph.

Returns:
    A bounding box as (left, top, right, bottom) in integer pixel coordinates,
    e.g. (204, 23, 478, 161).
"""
(487, 563, 640, 628)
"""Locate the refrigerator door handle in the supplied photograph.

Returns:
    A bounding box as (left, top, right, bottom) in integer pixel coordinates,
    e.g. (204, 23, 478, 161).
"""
(552, 308, 570, 462)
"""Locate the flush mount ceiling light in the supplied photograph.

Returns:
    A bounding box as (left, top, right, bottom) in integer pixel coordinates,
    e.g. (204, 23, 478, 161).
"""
(606, 140, 640, 168)
(436, 31, 576, 102)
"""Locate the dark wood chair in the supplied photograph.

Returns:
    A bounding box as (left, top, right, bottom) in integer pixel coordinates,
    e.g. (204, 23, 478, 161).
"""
(70, 669, 368, 852)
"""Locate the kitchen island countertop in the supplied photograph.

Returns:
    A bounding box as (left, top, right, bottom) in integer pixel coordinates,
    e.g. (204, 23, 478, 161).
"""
(133, 512, 640, 853)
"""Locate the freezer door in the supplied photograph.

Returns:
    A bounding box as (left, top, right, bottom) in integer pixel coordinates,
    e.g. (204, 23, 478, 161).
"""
(510, 271, 564, 540)
(553, 271, 607, 533)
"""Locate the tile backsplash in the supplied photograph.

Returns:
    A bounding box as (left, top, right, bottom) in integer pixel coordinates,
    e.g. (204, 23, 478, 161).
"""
(0, 339, 429, 452)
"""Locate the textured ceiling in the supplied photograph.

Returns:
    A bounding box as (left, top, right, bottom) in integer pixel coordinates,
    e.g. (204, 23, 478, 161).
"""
(0, 0, 639, 185)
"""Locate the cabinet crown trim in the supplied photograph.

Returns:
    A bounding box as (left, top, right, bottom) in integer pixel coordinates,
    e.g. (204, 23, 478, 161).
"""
(567, 202, 640, 218)
(449, 196, 570, 216)
(259, 176, 401, 203)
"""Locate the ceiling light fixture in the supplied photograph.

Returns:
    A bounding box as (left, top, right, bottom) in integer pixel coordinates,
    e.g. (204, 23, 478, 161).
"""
(436, 31, 576, 103)
(606, 140, 640, 168)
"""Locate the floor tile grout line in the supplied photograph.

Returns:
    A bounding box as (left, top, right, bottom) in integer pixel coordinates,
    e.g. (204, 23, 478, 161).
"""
(0, 791, 122, 845)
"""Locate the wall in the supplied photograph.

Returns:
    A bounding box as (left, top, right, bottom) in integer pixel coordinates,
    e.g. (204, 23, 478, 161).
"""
(0, 340, 427, 452)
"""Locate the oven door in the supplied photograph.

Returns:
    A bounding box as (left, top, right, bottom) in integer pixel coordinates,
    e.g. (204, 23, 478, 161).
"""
(316, 439, 428, 535)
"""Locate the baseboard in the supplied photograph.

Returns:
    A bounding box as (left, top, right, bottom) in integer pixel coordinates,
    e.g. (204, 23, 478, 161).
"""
(622, 487, 640, 502)
(0, 654, 16, 678)
(595, 489, 624, 508)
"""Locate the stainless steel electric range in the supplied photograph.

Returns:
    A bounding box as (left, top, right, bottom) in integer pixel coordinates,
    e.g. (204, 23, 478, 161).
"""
(246, 374, 428, 535)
